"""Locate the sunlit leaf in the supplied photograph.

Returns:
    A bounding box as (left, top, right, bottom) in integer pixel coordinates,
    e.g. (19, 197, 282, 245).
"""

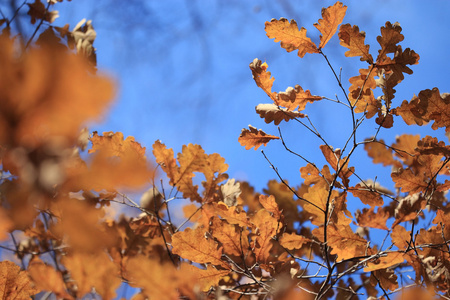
(265, 18, 318, 57)
(314, 2, 347, 49)
(339, 24, 373, 63)
(0, 261, 40, 299)
(239, 125, 279, 150)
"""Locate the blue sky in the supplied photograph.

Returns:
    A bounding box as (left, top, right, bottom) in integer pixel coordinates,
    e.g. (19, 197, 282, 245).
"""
(53, 1, 450, 197)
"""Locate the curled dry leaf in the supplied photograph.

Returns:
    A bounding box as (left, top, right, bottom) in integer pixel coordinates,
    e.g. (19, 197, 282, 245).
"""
(256, 103, 306, 125)
(238, 125, 279, 150)
(314, 1, 347, 49)
(221, 178, 241, 207)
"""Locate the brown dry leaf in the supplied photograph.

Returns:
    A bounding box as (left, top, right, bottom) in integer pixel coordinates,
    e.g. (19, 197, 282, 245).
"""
(27, 0, 59, 24)
(303, 181, 338, 226)
(28, 257, 72, 299)
(391, 134, 420, 167)
(313, 224, 368, 261)
(265, 18, 318, 57)
(314, 2, 347, 49)
(376, 21, 404, 63)
(180, 264, 230, 292)
(126, 255, 180, 300)
(172, 227, 229, 268)
(390, 225, 410, 249)
(356, 207, 389, 230)
(349, 183, 384, 207)
(50, 198, 116, 252)
(0, 261, 40, 299)
(348, 67, 379, 118)
(364, 139, 399, 167)
(256, 103, 306, 125)
(371, 268, 398, 291)
(364, 252, 405, 272)
(239, 125, 279, 150)
(249, 59, 277, 102)
(210, 217, 249, 257)
(259, 194, 282, 220)
(300, 164, 333, 186)
(279, 232, 311, 250)
(394, 287, 435, 300)
(393, 88, 450, 133)
(0, 207, 12, 241)
(338, 24, 373, 63)
(250, 209, 281, 264)
(276, 85, 322, 112)
(209, 202, 252, 228)
(392, 193, 427, 227)
(152, 140, 178, 184)
(63, 251, 121, 299)
(319, 145, 354, 187)
(0, 37, 114, 149)
(391, 168, 428, 195)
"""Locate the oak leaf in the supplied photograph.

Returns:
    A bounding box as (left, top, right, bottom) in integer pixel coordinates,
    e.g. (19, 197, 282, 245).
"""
(276, 85, 322, 112)
(265, 18, 318, 58)
(338, 24, 373, 63)
(348, 67, 379, 118)
(314, 2, 347, 49)
(376, 21, 404, 63)
(391, 168, 429, 195)
(250, 209, 281, 264)
(303, 181, 337, 226)
(62, 251, 121, 299)
(256, 103, 306, 125)
(364, 252, 404, 272)
(279, 232, 311, 250)
(393, 88, 450, 133)
(28, 257, 72, 299)
(171, 227, 229, 268)
(313, 224, 368, 261)
(126, 255, 180, 300)
(249, 59, 277, 102)
(259, 194, 282, 221)
(356, 207, 389, 230)
(210, 217, 249, 257)
(239, 125, 279, 150)
(392, 193, 426, 227)
(364, 139, 399, 167)
(349, 183, 384, 207)
(220, 178, 241, 207)
(180, 264, 230, 292)
(0, 261, 40, 299)
(320, 145, 354, 187)
(370, 268, 398, 291)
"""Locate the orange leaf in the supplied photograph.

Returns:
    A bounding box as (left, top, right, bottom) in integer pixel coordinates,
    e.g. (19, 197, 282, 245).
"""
(370, 268, 398, 291)
(279, 232, 311, 250)
(356, 207, 389, 230)
(0, 261, 40, 299)
(393, 88, 450, 133)
(256, 103, 306, 125)
(180, 264, 230, 292)
(313, 224, 367, 261)
(152, 140, 178, 184)
(126, 255, 180, 300)
(276, 85, 322, 112)
(0, 38, 114, 149)
(338, 24, 373, 63)
(209, 202, 252, 228)
(210, 217, 249, 257)
(390, 225, 409, 249)
(364, 139, 399, 167)
(348, 67, 379, 118)
(249, 59, 277, 102)
(251, 209, 280, 264)
(62, 251, 121, 299)
(172, 227, 228, 268)
(259, 194, 282, 220)
(28, 257, 72, 299)
(314, 2, 347, 49)
(349, 183, 384, 207)
(320, 145, 354, 187)
(265, 18, 318, 58)
(239, 125, 279, 150)
(364, 252, 404, 272)
(303, 181, 336, 226)
(391, 168, 428, 195)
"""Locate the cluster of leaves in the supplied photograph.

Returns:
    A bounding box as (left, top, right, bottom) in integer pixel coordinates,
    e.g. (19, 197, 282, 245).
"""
(0, 1, 449, 300)
(238, 1, 450, 299)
